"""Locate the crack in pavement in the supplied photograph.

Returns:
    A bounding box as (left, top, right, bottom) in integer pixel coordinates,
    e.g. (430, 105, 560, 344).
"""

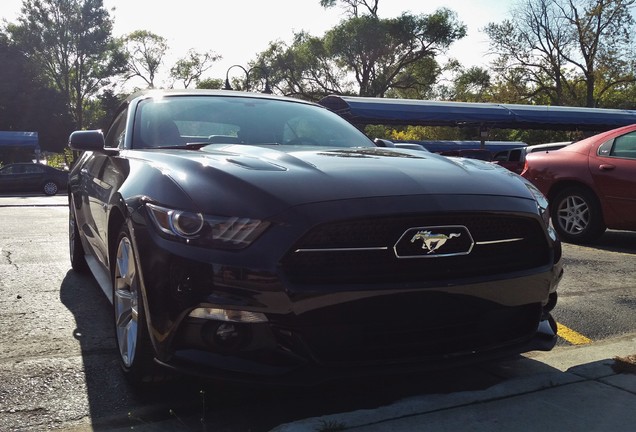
(1, 249, 19, 270)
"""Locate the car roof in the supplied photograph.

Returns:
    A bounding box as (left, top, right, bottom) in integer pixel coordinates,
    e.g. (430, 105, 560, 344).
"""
(527, 141, 573, 152)
(125, 89, 316, 107)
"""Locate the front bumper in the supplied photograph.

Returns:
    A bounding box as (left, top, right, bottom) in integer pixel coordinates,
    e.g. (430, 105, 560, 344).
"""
(158, 312, 558, 386)
(128, 194, 563, 384)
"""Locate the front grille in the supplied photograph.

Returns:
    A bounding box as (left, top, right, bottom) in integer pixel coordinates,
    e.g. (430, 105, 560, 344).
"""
(280, 213, 550, 285)
(273, 292, 542, 364)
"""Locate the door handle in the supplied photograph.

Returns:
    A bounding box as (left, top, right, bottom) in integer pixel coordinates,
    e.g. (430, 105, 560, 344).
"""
(599, 164, 615, 171)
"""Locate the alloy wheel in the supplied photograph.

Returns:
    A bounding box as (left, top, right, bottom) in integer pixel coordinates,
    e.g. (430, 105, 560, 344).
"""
(43, 181, 58, 195)
(114, 236, 139, 368)
(556, 194, 589, 235)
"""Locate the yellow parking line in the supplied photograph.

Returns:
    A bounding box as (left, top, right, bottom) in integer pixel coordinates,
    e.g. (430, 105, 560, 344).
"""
(557, 322, 592, 345)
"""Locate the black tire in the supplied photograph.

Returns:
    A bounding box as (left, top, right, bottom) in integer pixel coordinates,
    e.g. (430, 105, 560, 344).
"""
(42, 180, 59, 196)
(69, 208, 88, 273)
(112, 224, 162, 386)
(550, 187, 605, 244)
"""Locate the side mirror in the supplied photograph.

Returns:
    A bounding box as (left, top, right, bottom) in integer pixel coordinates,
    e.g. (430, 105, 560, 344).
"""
(68, 130, 118, 154)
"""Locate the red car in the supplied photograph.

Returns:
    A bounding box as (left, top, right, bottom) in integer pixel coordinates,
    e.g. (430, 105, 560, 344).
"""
(521, 124, 636, 243)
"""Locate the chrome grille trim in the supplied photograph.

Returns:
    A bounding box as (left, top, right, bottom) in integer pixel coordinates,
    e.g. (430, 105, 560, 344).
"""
(295, 246, 389, 253)
(475, 238, 524, 245)
(293, 238, 525, 252)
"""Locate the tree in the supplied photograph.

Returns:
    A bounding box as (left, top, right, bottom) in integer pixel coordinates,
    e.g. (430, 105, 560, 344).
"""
(0, 31, 74, 152)
(485, 0, 636, 107)
(120, 30, 169, 89)
(561, 0, 636, 107)
(257, 5, 466, 99)
(437, 65, 493, 102)
(320, 0, 379, 17)
(82, 87, 126, 130)
(196, 78, 224, 90)
(256, 33, 352, 100)
(7, 0, 124, 129)
(170, 49, 221, 89)
(329, 9, 466, 97)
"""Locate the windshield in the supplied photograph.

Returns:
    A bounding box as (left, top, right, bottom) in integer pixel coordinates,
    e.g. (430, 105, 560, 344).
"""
(132, 95, 374, 149)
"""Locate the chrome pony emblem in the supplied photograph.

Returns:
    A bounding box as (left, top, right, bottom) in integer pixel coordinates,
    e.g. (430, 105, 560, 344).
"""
(394, 225, 474, 258)
(410, 230, 462, 254)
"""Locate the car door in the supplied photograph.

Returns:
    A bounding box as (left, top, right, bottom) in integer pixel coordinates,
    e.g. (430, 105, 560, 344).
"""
(591, 131, 636, 227)
(0, 164, 29, 193)
(73, 109, 128, 268)
(23, 164, 46, 190)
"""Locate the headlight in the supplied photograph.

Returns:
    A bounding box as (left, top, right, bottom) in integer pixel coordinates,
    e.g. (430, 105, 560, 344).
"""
(524, 181, 550, 226)
(146, 203, 270, 249)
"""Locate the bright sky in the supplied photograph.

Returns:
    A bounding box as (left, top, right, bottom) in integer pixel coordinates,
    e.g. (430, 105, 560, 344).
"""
(2, 0, 510, 87)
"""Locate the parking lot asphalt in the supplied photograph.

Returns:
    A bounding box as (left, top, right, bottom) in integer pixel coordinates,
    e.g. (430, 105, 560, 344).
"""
(0, 193, 68, 206)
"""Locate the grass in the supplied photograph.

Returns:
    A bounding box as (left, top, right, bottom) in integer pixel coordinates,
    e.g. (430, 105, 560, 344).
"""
(316, 419, 347, 431)
(612, 354, 636, 374)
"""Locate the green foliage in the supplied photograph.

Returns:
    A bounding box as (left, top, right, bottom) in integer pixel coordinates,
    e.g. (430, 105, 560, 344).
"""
(257, 6, 465, 99)
(82, 88, 127, 130)
(255, 34, 350, 101)
(365, 125, 473, 141)
(316, 419, 347, 432)
(324, 10, 466, 97)
(7, 0, 124, 129)
(170, 49, 221, 89)
(4, 0, 636, 147)
(46, 148, 74, 168)
(449, 67, 492, 102)
(196, 78, 224, 90)
(0, 34, 74, 152)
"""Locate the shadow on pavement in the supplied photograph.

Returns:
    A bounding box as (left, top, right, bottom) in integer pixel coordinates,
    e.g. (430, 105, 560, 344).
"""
(584, 229, 636, 254)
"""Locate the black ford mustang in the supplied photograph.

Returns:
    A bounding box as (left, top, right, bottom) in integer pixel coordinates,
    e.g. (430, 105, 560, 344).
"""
(68, 89, 562, 385)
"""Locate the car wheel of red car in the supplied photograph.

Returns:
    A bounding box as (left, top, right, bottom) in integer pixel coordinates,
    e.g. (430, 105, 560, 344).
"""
(551, 187, 605, 244)
(112, 225, 162, 386)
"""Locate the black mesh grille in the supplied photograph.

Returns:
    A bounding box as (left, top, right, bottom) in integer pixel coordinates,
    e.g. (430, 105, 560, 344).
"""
(273, 292, 542, 364)
(280, 213, 550, 285)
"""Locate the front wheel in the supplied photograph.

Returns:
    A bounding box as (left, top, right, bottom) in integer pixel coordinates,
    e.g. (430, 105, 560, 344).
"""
(551, 187, 605, 244)
(113, 225, 161, 385)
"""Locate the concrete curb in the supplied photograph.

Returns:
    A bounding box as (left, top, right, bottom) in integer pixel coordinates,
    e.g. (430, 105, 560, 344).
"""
(270, 335, 636, 432)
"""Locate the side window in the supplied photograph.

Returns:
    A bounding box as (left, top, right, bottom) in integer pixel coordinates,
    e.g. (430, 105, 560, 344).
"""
(8, 165, 26, 174)
(509, 149, 522, 162)
(598, 139, 613, 156)
(105, 110, 128, 149)
(609, 131, 636, 159)
(493, 151, 509, 162)
(24, 165, 44, 174)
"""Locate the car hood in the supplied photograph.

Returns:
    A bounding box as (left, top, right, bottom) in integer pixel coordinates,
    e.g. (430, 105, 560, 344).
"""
(129, 145, 534, 216)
